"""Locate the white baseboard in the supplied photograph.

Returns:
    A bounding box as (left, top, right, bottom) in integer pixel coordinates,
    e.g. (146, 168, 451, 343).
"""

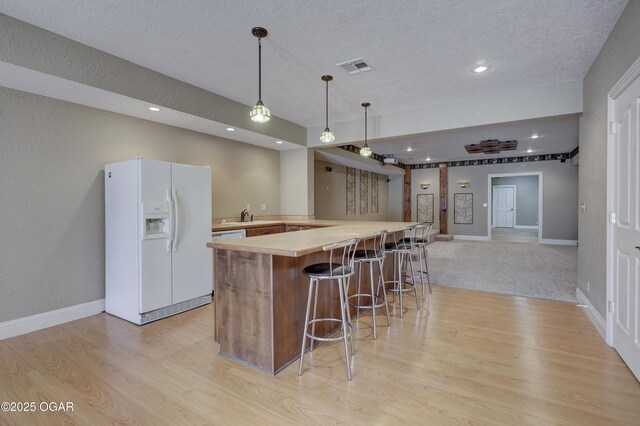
(453, 235, 490, 241)
(576, 288, 606, 340)
(540, 239, 578, 246)
(0, 299, 105, 340)
(515, 225, 539, 230)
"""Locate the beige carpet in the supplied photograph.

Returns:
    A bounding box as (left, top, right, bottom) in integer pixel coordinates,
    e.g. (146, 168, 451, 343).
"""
(426, 240, 578, 303)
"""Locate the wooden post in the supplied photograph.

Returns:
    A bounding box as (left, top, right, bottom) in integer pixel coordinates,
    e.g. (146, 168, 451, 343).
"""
(439, 162, 447, 234)
(403, 164, 411, 222)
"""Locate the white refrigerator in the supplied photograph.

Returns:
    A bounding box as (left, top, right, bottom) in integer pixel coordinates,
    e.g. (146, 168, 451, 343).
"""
(105, 158, 212, 324)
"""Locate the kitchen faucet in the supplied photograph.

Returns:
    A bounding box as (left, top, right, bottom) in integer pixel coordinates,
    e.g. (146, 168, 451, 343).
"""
(240, 209, 249, 222)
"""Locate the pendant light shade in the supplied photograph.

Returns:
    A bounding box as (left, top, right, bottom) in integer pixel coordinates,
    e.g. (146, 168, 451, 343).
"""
(319, 75, 335, 143)
(250, 27, 271, 123)
(359, 102, 372, 157)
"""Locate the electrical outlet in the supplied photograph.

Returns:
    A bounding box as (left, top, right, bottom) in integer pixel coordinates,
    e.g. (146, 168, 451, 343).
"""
(260, 203, 267, 211)
(246, 204, 251, 211)
(587, 281, 590, 292)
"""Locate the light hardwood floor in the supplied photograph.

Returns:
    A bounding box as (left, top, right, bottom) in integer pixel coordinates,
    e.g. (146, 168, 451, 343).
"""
(1, 286, 639, 425)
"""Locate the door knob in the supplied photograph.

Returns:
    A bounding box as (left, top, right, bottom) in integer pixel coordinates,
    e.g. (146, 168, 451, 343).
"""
(636, 246, 640, 251)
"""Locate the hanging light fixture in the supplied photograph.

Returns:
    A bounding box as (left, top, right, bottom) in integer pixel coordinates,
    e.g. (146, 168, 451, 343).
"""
(319, 75, 335, 143)
(249, 27, 271, 123)
(360, 102, 372, 157)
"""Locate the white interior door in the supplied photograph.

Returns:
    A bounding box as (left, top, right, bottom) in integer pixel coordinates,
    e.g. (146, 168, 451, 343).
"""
(610, 65, 640, 381)
(493, 186, 515, 228)
(170, 163, 213, 304)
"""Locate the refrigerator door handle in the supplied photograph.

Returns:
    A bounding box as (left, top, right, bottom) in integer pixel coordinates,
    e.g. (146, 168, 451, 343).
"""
(167, 188, 174, 253)
(172, 188, 179, 252)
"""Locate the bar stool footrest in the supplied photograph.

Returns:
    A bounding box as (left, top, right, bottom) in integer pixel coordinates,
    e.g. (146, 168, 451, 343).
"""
(385, 280, 418, 293)
(348, 293, 388, 309)
(305, 318, 353, 342)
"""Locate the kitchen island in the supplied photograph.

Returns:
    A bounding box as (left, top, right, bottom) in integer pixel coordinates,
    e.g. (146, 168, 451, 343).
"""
(207, 220, 414, 374)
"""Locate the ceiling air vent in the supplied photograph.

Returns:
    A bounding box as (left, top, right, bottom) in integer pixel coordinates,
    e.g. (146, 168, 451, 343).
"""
(337, 58, 372, 75)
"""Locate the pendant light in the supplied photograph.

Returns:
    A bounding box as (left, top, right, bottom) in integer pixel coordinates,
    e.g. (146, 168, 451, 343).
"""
(249, 27, 271, 123)
(319, 75, 335, 143)
(359, 102, 372, 157)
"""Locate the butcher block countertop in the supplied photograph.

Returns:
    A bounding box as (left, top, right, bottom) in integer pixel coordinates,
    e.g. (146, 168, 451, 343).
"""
(207, 220, 415, 257)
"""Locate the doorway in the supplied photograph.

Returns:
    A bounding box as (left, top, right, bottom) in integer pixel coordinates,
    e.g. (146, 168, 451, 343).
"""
(487, 172, 542, 243)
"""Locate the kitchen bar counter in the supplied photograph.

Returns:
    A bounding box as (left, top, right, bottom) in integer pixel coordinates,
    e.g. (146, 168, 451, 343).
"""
(207, 220, 415, 374)
(207, 220, 412, 256)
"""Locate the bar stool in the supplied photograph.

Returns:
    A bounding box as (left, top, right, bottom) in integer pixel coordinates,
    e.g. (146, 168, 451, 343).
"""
(404, 223, 432, 301)
(298, 237, 360, 381)
(348, 230, 390, 339)
(384, 225, 420, 318)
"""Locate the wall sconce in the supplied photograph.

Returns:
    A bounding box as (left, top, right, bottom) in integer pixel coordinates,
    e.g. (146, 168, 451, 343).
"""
(420, 183, 430, 190)
(458, 180, 470, 188)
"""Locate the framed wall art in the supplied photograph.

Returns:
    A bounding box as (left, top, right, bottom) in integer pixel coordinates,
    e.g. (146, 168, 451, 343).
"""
(454, 193, 473, 224)
(416, 193, 434, 223)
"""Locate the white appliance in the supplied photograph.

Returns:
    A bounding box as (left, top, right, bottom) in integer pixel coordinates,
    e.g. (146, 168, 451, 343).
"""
(211, 229, 246, 241)
(105, 158, 212, 325)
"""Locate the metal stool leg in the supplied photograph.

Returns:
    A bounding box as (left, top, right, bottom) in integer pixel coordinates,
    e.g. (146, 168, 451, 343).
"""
(408, 252, 420, 310)
(344, 276, 355, 355)
(338, 277, 352, 381)
(378, 259, 391, 326)
(369, 260, 377, 339)
(310, 277, 319, 352)
(417, 245, 426, 300)
(298, 278, 315, 376)
(397, 251, 404, 318)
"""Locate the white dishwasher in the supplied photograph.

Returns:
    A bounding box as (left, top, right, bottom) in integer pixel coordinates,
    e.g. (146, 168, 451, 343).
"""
(211, 229, 246, 241)
(211, 229, 246, 297)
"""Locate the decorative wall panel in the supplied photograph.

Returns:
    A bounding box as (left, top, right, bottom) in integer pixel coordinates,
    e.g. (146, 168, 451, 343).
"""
(417, 194, 434, 223)
(371, 172, 379, 213)
(360, 170, 369, 215)
(346, 167, 356, 215)
(454, 193, 473, 224)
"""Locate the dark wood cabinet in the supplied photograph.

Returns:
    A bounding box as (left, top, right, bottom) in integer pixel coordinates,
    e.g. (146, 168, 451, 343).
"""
(246, 225, 286, 237)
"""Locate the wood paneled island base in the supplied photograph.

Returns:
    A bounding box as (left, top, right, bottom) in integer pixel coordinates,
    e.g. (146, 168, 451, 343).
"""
(208, 221, 413, 374)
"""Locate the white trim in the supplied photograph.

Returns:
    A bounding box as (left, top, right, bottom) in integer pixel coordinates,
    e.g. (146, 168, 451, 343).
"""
(540, 239, 578, 246)
(453, 235, 490, 241)
(0, 299, 105, 340)
(576, 288, 606, 340)
(487, 172, 543, 243)
(608, 55, 640, 98)
(514, 225, 539, 230)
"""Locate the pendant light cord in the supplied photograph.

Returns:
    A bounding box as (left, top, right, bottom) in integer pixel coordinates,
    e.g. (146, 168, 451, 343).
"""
(258, 37, 262, 102)
(325, 80, 329, 128)
(364, 106, 368, 145)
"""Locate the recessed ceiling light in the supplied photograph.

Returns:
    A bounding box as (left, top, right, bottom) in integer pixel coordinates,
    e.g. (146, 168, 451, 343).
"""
(276, 140, 283, 144)
(473, 65, 489, 73)
(407, 147, 413, 152)
(226, 127, 235, 132)
(426, 157, 431, 161)
(149, 107, 160, 112)
(527, 148, 533, 153)
(531, 134, 539, 139)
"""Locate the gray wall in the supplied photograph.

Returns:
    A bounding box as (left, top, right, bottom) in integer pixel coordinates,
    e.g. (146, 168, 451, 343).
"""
(579, 1, 640, 317)
(491, 175, 539, 227)
(412, 160, 577, 239)
(0, 87, 281, 323)
(314, 160, 390, 221)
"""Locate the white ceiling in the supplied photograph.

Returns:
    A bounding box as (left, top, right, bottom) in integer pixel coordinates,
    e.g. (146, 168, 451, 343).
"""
(0, 0, 626, 132)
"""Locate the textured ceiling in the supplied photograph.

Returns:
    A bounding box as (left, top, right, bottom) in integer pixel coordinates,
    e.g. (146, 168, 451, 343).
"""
(0, 0, 627, 130)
